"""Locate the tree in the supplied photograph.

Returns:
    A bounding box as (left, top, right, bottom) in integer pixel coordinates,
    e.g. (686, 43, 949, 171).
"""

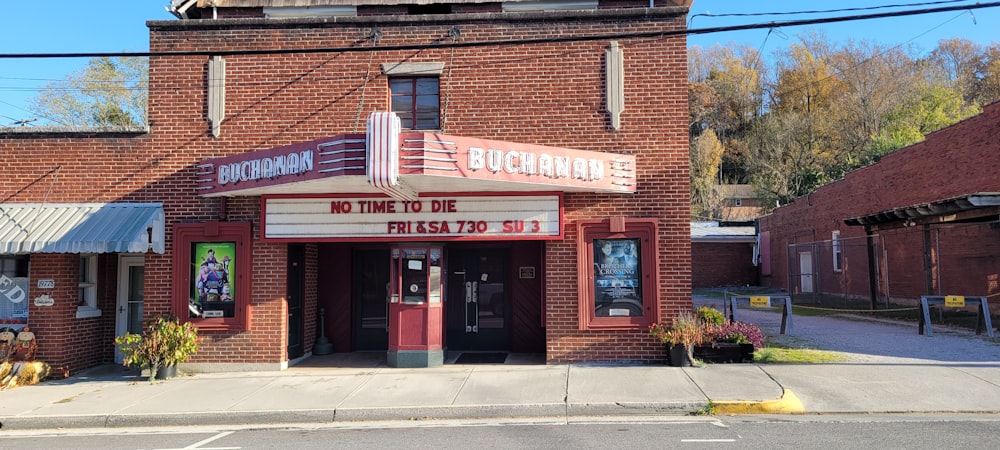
(29, 56, 148, 127)
(688, 43, 763, 185)
(927, 38, 983, 102)
(973, 44, 1000, 105)
(825, 40, 923, 176)
(690, 129, 724, 220)
(742, 112, 829, 211)
(866, 82, 979, 162)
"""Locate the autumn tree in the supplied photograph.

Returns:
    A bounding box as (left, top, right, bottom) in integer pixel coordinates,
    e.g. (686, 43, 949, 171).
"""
(927, 38, 983, 102)
(973, 44, 1000, 105)
(690, 129, 725, 219)
(824, 40, 924, 176)
(29, 56, 148, 127)
(688, 43, 763, 185)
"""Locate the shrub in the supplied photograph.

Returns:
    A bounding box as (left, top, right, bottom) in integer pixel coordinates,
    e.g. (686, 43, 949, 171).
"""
(696, 306, 726, 326)
(711, 320, 765, 348)
(115, 315, 200, 382)
(649, 312, 708, 347)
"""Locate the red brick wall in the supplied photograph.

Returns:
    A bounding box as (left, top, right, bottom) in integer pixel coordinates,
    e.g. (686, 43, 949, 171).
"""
(759, 102, 1000, 299)
(0, 9, 691, 369)
(692, 242, 758, 288)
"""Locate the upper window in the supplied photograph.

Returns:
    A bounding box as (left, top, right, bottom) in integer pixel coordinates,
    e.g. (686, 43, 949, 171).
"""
(0, 255, 29, 326)
(390, 77, 440, 130)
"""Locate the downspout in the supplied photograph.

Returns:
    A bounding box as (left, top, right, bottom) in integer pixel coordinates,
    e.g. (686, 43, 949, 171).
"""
(923, 223, 935, 296)
(865, 225, 879, 310)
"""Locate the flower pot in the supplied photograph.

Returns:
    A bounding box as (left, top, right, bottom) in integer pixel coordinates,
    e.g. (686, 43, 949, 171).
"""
(693, 343, 755, 363)
(153, 364, 177, 380)
(666, 344, 691, 367)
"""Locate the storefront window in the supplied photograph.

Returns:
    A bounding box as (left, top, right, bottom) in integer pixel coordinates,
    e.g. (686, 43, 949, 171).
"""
(401, 249, 428, 304)
(0, 255, 29, 326)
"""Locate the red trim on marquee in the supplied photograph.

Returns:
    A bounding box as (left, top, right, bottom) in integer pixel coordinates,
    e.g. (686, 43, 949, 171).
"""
(196, 134, 365, 196)
(196, 113, 635, 198)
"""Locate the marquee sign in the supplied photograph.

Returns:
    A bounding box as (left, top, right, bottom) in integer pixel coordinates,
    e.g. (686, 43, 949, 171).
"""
(262, 194, 563, 241)
(197, 112, 636, 197)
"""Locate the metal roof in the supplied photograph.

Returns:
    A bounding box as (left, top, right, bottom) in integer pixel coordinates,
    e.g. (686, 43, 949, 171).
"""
(843, 193, 1000, 227)
(0, 203, 165, 255)
(691, 221, 756, 242)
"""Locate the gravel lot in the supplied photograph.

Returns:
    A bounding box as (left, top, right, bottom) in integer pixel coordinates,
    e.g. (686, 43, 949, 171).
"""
(693, 295, 1000, 364)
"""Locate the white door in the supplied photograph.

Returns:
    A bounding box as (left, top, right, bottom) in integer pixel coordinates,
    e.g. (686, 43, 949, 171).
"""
(799, 251, 814, 293)
(115, 256, 145, 364)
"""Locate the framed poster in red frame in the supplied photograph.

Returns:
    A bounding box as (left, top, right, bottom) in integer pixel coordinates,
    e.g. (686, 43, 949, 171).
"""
(576, 218, 660, 330)
(172, 221, 252, 331)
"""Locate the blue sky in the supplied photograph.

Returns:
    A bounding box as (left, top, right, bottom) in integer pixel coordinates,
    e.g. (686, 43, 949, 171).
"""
(1, 1, 999, 125)
(687, 0, 1000, 52)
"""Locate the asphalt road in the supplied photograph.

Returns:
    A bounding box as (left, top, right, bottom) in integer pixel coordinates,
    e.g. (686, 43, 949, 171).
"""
(1, 415, 997, 449)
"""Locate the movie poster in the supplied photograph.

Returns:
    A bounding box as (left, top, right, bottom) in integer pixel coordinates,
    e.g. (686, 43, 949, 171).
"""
(190, 242, 236, 318)
(593, 238, 641, 317)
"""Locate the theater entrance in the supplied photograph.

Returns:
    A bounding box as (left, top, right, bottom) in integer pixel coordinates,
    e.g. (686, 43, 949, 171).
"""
(353, 249, 390, 351)
(446, 248, 510, 351)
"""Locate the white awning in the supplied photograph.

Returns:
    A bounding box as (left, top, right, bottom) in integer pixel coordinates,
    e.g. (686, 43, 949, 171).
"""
(0, 203, 165, 254)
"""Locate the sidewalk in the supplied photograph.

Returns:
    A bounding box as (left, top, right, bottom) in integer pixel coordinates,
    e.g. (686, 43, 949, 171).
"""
(2, 312, 999, 430)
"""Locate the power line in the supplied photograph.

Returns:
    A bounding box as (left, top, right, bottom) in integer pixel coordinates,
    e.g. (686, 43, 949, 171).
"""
(0, 2, 998, 60)
(689, 0, 971, 24)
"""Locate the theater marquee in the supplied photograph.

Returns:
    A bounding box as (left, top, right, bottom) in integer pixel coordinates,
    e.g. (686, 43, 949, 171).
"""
(262, 193, 563, 241)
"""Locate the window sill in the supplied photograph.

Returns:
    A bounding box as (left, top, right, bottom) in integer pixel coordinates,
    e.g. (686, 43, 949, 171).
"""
(76, 307, 102, 319)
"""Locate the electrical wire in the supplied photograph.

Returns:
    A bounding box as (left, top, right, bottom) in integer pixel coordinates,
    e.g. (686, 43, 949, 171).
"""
(0, 2, 997, 60)
(2, 2, 999, 124)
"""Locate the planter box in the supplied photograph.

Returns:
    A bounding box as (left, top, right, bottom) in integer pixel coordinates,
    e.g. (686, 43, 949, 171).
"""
(693, 343, 754, 363)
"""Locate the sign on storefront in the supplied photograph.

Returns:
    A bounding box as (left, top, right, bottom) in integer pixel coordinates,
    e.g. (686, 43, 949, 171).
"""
(262, 194, 562, 241)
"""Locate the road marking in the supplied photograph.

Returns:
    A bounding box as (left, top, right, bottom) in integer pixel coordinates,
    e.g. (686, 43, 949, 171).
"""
(681, 439, 737, 443)
(153, 431, 239, 450)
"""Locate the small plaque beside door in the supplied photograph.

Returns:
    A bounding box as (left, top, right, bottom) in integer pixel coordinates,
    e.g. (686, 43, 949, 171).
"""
(519, 267, 535, 279)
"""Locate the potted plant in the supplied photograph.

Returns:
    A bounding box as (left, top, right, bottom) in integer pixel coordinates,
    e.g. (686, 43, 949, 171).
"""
(649, 312, 707, 367)
(695, 318, 765, 363)
(115, 315, 200, 381)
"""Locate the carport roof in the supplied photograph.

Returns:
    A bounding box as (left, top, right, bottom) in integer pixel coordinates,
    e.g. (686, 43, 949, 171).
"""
(844, 193, 1000, 227)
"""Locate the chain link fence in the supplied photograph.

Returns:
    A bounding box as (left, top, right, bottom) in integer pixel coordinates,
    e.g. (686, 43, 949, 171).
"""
(784, 220, 1000, 328)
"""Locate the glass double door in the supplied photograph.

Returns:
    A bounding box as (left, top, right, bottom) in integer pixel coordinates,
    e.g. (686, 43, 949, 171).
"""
(352, 248, 510, 352)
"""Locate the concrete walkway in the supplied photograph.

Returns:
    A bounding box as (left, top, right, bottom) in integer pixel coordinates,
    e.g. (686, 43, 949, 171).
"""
(1, 303, 998, 430)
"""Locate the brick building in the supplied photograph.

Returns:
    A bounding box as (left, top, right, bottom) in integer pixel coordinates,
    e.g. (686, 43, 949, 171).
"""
(0, 1, 694, 374)
(691, 222, 758, 288)
(758, 102, 1000, 305)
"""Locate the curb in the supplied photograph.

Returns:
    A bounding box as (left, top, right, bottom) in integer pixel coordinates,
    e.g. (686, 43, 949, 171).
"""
(711, 389, 805, 415)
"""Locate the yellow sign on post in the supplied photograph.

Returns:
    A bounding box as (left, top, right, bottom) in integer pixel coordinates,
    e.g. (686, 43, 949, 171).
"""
(749, 296, 771, 308)
(944, 295, 965, 308)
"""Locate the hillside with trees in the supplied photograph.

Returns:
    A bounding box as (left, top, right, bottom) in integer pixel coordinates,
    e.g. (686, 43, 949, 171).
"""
(690, 35, 996, 220)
